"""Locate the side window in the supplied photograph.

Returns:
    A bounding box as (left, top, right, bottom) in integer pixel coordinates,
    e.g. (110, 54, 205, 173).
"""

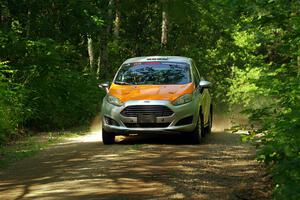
(191, 61, 200, 86)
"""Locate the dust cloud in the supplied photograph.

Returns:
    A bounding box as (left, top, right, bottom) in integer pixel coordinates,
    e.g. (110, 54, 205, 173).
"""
(213, 103, 250, 132)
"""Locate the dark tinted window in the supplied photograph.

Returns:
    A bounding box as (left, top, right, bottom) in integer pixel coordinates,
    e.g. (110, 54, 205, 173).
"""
(114, 62, 191, 85)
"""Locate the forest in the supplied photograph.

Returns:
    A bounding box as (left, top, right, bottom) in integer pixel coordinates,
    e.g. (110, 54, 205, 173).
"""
(0, 0, 299, 199)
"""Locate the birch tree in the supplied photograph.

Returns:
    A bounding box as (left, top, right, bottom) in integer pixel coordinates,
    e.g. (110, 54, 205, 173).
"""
(87, 35, 94, 72)
(161, 0, 168, 47)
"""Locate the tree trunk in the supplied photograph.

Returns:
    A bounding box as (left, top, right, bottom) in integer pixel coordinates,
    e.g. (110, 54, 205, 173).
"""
(161, 0, 168, 47)
(113, 0, 121, 39)
(297, 54, 300, 77)
(97, 0, 113, 78)
(107, 0, 113, 36)
(25, 8, 31, 38)
(99, 36, 109, 78)
(0, 5, 10, 26)
(96, 53, 101, 77)
(87, 35, 94, 72)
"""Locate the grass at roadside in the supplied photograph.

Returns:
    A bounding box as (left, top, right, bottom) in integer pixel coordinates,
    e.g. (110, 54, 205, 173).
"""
(0, 127, 88, 169)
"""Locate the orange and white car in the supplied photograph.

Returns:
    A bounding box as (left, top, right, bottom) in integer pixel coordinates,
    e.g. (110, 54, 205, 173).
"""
(99, 56, 212, 144)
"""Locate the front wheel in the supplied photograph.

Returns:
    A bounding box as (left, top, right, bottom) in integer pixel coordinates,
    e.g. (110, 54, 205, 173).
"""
(102, 129, 115, 145)
(191, 113, 204, 144)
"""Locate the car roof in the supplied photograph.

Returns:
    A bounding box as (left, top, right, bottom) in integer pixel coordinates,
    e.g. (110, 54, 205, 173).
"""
(123, 56, 192, 64)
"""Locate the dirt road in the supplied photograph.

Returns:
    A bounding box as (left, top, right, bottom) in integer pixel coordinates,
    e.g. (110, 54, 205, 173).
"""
(0, 130, 271, 200)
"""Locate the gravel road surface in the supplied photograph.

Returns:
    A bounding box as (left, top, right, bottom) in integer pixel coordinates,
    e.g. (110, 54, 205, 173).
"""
(0, 129, 271, 200)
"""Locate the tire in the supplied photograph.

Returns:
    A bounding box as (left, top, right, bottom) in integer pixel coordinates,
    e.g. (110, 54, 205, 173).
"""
(205, 107, 213, 134)
(191, 112, 205, 144)
(102, 128, 115, 145)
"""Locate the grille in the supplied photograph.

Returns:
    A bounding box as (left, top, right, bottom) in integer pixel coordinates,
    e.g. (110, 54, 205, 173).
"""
(121, 105, 173, 117)
(124, 123, 170, 128)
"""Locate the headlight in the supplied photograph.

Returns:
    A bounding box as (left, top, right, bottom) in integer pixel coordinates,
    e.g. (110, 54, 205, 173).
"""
(107, 95, 123, 106)
(172, 94, 193, 106)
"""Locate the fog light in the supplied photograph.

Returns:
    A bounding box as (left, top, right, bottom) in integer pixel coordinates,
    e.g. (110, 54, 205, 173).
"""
(176, 116, 193, 126)
(104, 116, 120, 126)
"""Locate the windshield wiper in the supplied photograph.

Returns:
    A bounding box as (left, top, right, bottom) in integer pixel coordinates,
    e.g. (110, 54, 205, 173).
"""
(115, 81, 131, 85)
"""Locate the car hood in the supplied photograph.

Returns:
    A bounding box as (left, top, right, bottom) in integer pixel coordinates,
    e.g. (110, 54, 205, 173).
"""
(108, 83, 195, 102)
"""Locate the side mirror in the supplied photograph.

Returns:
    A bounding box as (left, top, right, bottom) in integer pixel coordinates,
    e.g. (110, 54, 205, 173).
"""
(98, 81, 110, 93)
(199, 80, 212, 93)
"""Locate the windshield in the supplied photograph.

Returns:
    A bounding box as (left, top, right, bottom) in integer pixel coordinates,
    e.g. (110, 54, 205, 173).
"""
(114, 62, 191, 85)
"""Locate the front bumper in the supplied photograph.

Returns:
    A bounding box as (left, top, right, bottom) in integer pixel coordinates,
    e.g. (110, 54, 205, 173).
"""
(101, 98, 198, 135)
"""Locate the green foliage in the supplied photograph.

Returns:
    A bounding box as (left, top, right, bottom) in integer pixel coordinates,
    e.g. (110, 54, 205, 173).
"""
(0, 61, 26, 144)
(25, 69, 103, 130)
(0, 0, 105, 141)
(1, 0, 299, 198)
(227, 1, 300, 199)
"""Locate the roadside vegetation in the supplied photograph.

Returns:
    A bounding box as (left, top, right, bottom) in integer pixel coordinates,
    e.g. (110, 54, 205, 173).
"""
(0, 1, 299, 199)
(0, 127, 88, 169)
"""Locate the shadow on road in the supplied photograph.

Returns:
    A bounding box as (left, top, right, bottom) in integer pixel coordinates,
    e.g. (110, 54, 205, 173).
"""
(0, 132, 271, 200)
(116, 131, 243, 146)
